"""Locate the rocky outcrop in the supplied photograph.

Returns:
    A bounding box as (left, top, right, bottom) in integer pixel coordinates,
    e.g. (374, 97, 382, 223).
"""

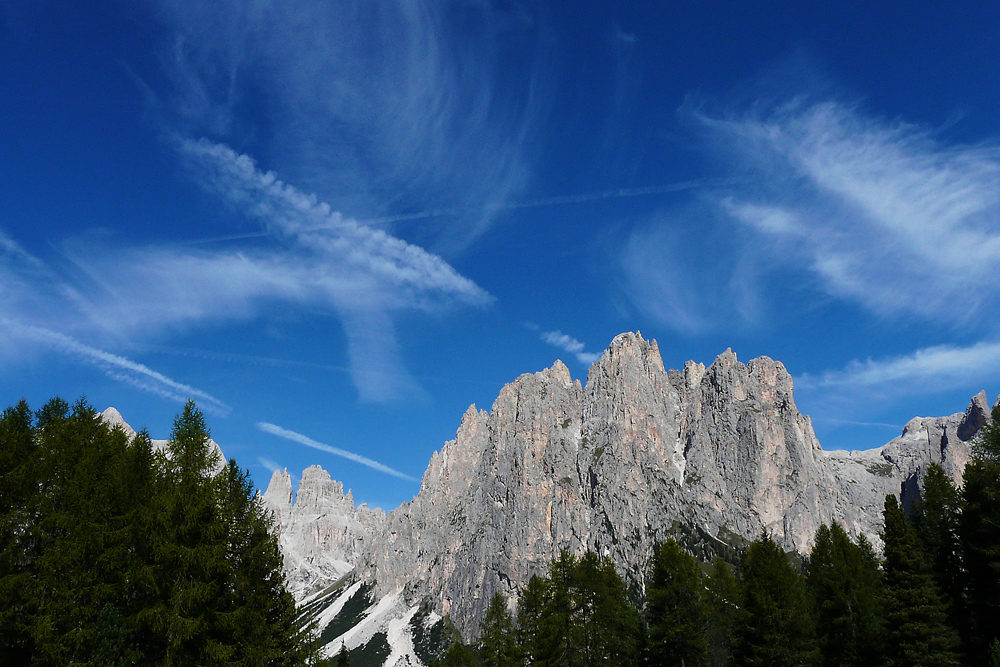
(275, 333, 989, 639)
(262, 465, 386, 599)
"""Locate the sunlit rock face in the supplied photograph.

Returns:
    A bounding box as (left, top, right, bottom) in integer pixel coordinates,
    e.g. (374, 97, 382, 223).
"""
(267, 333, 986, 639)
(262, 465, 385, 599)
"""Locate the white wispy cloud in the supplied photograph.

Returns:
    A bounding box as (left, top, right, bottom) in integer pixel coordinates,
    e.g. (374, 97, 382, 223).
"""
(256, 421, 417, 482)
(798, 341, 1000, 395)
(54, 140, 492, 403)
(622, 95, 1000, 336)
(698, 98, 1000, 324)
(147, 0, 548, 249)
(257, 457, 282, 474)
(2, 319, 230, 416)
(176, 138, 491, 307)
(538, 330, 601, 366)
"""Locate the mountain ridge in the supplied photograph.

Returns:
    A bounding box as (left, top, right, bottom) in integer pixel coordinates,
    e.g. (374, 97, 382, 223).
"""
(262, 332, 993, 640)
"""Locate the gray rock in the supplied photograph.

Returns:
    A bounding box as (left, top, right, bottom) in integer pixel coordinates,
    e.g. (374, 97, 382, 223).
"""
(262, 465, 386, 599)
(273, 332, 989, 640)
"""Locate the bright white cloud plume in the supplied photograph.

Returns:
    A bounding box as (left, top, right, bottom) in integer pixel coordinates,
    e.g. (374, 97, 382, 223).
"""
(176, 138, 492, 307)
(539, 330, 601, 366)
(56, 140, 492, 403)
(702, 98, 1000, 324)
(623, 96, 1000, 335)
(1, 319, 230, 416)
(798, 340, 1000, 395)
(256, 421, 417, 482)
(148, 0, 547, 249)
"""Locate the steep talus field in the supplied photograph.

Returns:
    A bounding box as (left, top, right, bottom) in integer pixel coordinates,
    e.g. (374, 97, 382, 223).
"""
(259, 331, 995, 652)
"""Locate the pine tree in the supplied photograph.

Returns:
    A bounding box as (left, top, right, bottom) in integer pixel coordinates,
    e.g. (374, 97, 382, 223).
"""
(807, 523, 883, 667)
(882, 495, 960, 667)
(216, 458, 315, 666)
(960, 406, 1000, 665)
(542, 549, 579, 667)
(441, 641, 478, 667)
(703, 558, 738, 667)
(155, 401, 231, 665)
(517, 574, 550, 667)
(573, 552, 640, 667)
(733, 534, 817, 667)
(337, 642, 349, 667)
(0, 400, 39, 665)
(914, 464, 965, 638)
(646, 540, 708, 667)
(515, 551, 641, 667)
(480, 592, 519, 667)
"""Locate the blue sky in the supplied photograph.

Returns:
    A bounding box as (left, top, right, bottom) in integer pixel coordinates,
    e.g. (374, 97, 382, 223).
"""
(3, 1, 1000, 510)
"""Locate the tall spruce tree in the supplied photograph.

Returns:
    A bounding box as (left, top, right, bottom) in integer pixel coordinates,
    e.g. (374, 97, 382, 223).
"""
(480, 592, 519, 667)
(0, 400, 39, 665)
(543, 550, 579, 667)
(703, 558, 738, 667)
(157, 401, 232, 665)
(960, 406, 1000, 664)
(807, 523, 883, 667)
(517, 574, 550, 667)
(515, 551, 640, 667)
(573, 551, 641, 667)
(914, 464, 965, 638)
(733, 534, 817, 667)
(646, 540, 708, 667)
(882, 495, 960, 667)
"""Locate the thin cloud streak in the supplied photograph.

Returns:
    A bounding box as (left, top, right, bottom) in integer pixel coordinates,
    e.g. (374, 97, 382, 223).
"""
(256, 422, 417, 482)
(177, 137, 492, 306)
(257, 457, 282, 474)
(2, 319, 230, 416)
(539, 330, 600, 366)
(358, 179, 733, 226)
(798, 340, 1000, 395)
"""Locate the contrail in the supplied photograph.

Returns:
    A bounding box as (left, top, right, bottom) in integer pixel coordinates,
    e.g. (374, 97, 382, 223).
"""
(186, 178, 735, 244)
(3, 320, 230, 416)
(256, 421, 418, 482)
(349, 178, 735, 227)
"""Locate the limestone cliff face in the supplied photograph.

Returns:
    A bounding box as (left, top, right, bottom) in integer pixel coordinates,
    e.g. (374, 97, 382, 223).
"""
(274, 333, 987, 638)
(262, 465, 386, 599)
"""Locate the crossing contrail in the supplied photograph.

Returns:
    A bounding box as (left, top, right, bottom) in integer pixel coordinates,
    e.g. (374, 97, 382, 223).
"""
(185, 178, 736, 244)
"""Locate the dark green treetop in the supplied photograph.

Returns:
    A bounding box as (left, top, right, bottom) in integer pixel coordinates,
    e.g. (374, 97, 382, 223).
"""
(646, 539, 709, 667)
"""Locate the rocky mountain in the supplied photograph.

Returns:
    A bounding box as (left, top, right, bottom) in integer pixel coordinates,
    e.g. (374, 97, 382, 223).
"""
(264, 332, 995, 648)
(262, 465, 386, 599)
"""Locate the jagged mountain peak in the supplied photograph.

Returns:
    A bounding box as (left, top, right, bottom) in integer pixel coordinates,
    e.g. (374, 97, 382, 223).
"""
(101, 406, 136, 438)
(959, 390, 991, 441)
(267, 334, 991, 647)
(263, 468, 294, 511)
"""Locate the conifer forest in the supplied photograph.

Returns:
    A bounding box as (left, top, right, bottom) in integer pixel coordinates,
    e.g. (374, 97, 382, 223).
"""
(2, 399, 1000, 666)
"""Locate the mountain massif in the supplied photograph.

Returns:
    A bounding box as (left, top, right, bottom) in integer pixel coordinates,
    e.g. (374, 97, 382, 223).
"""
(260, 332, 995, 647)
